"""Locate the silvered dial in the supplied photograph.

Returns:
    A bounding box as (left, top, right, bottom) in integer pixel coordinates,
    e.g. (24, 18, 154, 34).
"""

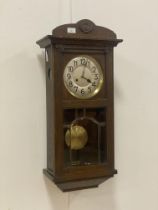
(63, 55, 103, 99)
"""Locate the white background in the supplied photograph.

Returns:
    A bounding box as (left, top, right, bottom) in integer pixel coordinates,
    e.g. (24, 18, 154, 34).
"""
(0, 0, 158, 210)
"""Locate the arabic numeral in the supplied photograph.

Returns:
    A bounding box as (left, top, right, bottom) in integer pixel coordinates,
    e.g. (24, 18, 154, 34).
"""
(92, 81, 96, 86)
(68, 81, 73, 87)
(81, 88, 85, 95)
(68, 66, 73, 72)
(91, 66, 96, 73)
(73, 86, 78, 92)
(74, 60, 78, 67)
(80, 58, 87, 65)
(88, 86, 91, 93)
(86, 61, 91, 68)
(67, 73, 71, 79)
(94, 74, 99, 80)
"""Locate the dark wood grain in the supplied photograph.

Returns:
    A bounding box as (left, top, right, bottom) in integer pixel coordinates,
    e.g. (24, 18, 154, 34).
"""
(37, 19, 122, 191)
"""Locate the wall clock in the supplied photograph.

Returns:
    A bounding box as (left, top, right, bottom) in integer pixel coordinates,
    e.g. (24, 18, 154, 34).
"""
(36, 19, 123, 191)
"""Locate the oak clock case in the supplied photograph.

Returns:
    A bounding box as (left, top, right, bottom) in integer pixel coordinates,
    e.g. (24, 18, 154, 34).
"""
(36, 19, 122, 192)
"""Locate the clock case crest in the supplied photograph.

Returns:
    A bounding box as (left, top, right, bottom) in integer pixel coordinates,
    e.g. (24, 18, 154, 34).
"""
(37, 19, 122, 191)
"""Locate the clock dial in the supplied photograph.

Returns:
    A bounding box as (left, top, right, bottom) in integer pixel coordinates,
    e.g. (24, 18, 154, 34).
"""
(63, 56, 103, 99)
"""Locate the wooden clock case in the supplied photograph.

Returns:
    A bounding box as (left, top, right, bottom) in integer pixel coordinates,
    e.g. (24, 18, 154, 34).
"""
(36, 19, 122, 191)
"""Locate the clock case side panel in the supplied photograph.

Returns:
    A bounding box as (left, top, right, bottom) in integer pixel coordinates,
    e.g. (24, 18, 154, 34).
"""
(45, 45, 65, 178)
(52, 46, 65, 178)
(45, 45, 56, 174)
(105, 48, 115, 172)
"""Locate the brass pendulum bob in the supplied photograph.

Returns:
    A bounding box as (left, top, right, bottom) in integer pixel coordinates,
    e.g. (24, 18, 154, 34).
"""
(65, 125, 88, 150)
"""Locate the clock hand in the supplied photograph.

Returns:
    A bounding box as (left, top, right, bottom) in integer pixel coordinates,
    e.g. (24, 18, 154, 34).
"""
(81, 65, 86, 78)
(80, 64, 91, 83)
(86, 78, 91, 83)
(81, 76, 91, 83)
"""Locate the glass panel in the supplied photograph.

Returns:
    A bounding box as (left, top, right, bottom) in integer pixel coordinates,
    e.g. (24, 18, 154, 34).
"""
(63, 108, 107, 167)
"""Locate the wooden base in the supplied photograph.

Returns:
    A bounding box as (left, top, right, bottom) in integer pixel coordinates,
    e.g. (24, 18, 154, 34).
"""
(43, 169, 113, 192)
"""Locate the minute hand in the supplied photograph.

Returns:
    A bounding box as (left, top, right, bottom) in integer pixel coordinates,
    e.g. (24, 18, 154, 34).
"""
(81, 65, 86, 78)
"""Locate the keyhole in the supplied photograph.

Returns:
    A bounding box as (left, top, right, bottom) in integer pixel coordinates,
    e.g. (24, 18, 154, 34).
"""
(48, 68, 52, 80)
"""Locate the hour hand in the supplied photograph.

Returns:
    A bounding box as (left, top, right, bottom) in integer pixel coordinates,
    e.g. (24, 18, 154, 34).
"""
(81, 76, 91, 83)
(86, 78, 91, 83)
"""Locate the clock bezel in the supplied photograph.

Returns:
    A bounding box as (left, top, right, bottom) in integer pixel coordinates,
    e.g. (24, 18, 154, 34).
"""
(63, 55, 104, 99)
